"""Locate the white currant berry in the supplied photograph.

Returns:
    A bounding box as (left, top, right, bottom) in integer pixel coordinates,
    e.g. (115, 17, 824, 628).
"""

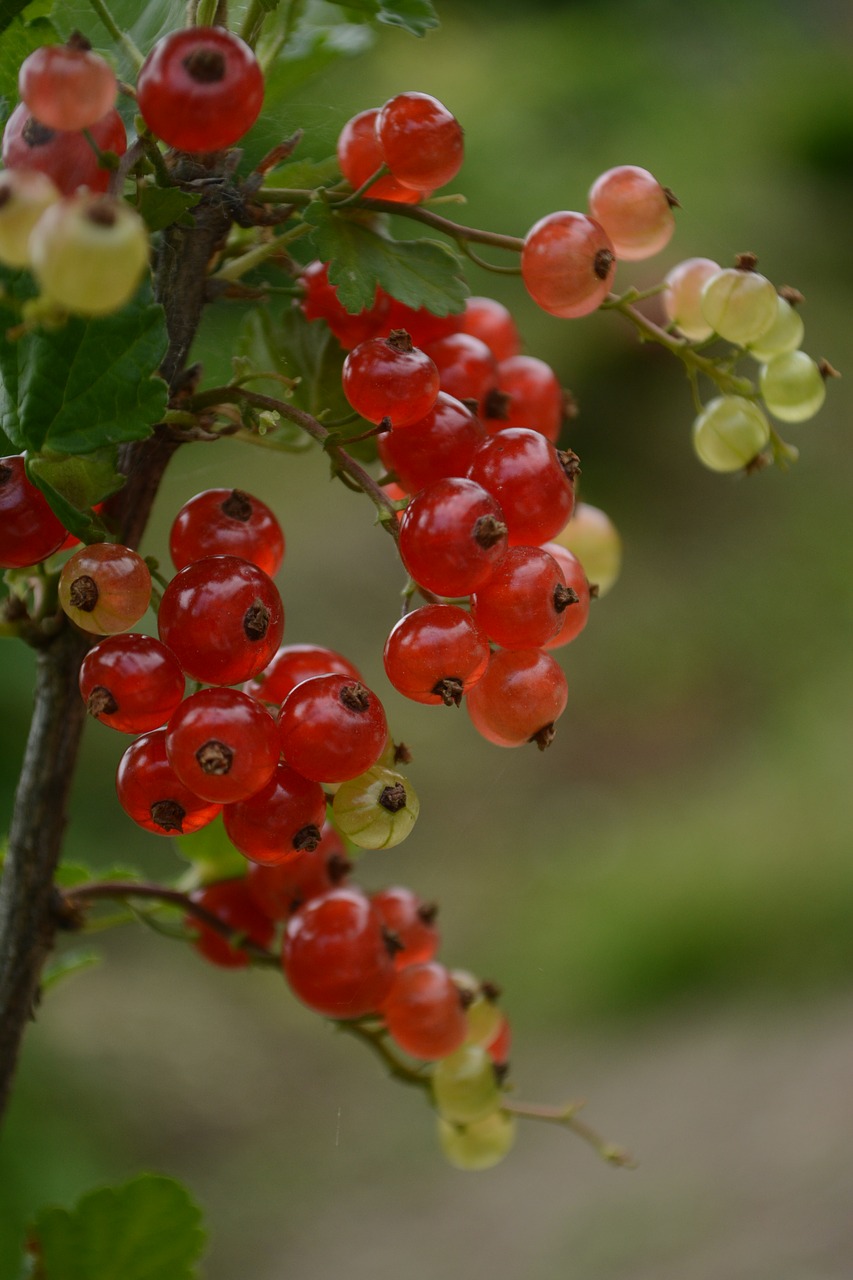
(747, 296, 804, 362)
(759, 351, 826, 423)
(700, 267, 778, 345)
(29, 193, 149, 316)
(663, 257, 720, 341)
(437, 1110, 517, 1171)
(692, 395, 771, 472)
(0, 169, 60, 268)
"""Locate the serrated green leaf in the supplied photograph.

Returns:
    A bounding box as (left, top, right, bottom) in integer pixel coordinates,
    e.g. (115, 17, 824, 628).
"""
(304, 201, 468, 316)
(0, 275, 168, 455)
(26, 447, 124, 540)
(174, 815, 247, 884)
(338, 0, 439, 37)
(42, 947, 101, 991)
(266, 154, 341, 190)
(0, 11, 56, 115)
(135, 187, 202, 234)
(31, 1173, 206, 1280)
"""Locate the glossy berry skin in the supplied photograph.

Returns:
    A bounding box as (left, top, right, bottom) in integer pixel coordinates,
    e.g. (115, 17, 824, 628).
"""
(342, 332, 440, 427)
(383, 604, 490, 706)
(169, 488, 284, 576)
(282, 887, 396, 1019)
(540, 542, 591, 648)
(188, 879, 275, 969)
(30, 193, 149, 317)
(382, 962, 468, 1061)
(521, 210, 615, 319)
(244, 643, 362, 709)
(371, 886, 440, 969)
(79, 633, 185, 734)
(300, 260, 390, 350)
(425, 333, 498, 411)
(331, 765, 419, 850)
(246, 823, 350, 919)
(437, 1110, 516, 1171)
(158, 555, 284, 686)
(1, 102, 126, 195)
(466, 648, 568, 749)
(19, 39, 117, 132)
(382, 299, 460, 349)
(467, 428, 576, 547)
(0, 455, 66, 568)
(398, 477, 509, 598)
(377, 91, 464, 191)
(58, 542, 151, 635)
(588, 165, 675, 261)
(337, 107, 424, 203)
(377, 392, 486, 495)
(471, 545, 569, 649)
(484, 355, 564, 444)
(223, 761, 327, 865)
(663, 257, 720, 341)
(0, 169, 60, 268)
(136, 27, 264, 154)
(277, 674, 388, 783)
(165, 687, 280, 804)
(116, 728, 221, 836)
(458, 296, 520, 363)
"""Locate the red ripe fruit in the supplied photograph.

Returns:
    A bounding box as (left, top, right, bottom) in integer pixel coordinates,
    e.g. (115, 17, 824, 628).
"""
(458, 296, 521, 363)
(157, 555, 284, 686)
(169, 488, 284, 577)
(377, 392, 486, 495)
(471, 545, 571, 649)
(467, 427, 577, 547)
(1, 102, 126, 195)
(425, 333, 498, 412)
(540, 542, 591, 649)
(342, 331, 440, 427)
(18, 36, 117, 132)
(188, 879, 275, 969)
(58, 542, 151, 635)
(588, 164, 675, 262)
(383, 603, 489, 706)
(223, 761, 327, 865)
(466, 648, 568, 749)
(79, 633, 185, 734)
(371, 885, 440, 969)
(398, 477, 508, 598)
(484, 355, 564, 443)
(382, 298, 460, 348)
(382, 962, 468, 1060)
(165, 687, 280, 804)
(521, 210, 615, 319)
(115, 728, 221, 836)
(243, 643, 362, 709)
(300, 260, 391, 351)
(282, 887, 396, 1019)
(376, 91, 464, 191)
(337, 107, 424, 203)
(246, 823, 350, 919)
(0, 455, 66, 568)
(136, 27, 264, 154)
(277, 675, 388, 783)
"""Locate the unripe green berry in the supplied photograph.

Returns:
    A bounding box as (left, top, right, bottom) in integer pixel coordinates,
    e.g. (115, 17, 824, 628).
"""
(759, 351, 826, 423)
(431, 1043, 502, 1124)
(29, 193, 149, 316)
(0, 169, 60, 267)
(332, 764, 419, 849)
(747, 296, 804, 362)
(700, 267, 778, 345)
(692, 395, 771, 473)
(437, 1110, 516, 1171)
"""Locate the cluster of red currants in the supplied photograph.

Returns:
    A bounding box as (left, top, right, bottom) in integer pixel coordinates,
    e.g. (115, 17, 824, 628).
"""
(337, 90, 464, 202)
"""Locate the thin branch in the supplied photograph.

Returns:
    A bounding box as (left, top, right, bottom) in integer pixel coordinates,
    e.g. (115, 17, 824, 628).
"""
(86, 0, 145, 69)
(503, 1098, 637, 1168)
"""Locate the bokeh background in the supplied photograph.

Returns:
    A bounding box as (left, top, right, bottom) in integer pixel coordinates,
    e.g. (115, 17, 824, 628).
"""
(2, 0, 853, 1275)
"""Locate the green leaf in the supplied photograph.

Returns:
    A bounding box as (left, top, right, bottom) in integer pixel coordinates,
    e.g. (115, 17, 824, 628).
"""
(304, 200, 469, 316)
(41, 947, 101, 992)
(267, 154, 341, 191)
(31, 1173, 206, 1280)
(135, 187, 202, 234)
(26, 447, 124, 541)
(338, 0, 439, 37)
(54, 862, 142, 887)
(237, 303, 349, 424)
(174, 815, 247, 884)
(0, 9, 56, 116)
(0, 274, 168, 456)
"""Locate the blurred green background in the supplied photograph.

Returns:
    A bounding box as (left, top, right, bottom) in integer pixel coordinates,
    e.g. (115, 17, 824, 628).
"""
(2, 0, 853, 1275)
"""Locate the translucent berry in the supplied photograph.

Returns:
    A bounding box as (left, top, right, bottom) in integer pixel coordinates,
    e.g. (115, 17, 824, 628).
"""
(471, 545, 571, 649)
(382, 962, 468, 1060)
(588, 164, 675, 261)
(484, 355, 564, 444)
(165, 687, 281, 804)
(663, 257, 721, 341)
(458, 296, 520, 362)
(300, 260, 391, 350)
(466, 648, 568, 749)
(700, 267, 778, 345)
(58, 542, 151, 635)
(376, 91, 464, 191)
(169, 488, 284, 576)
(243, 643, 362, 709)
(0, 455, 67, 569)
(282, 887, 396, 1019)
(1, 101, 126, 195)
(425, 333, 498, 412)
(747, 296, 804, 362)
(521, 211, 615, 319)
(331, 765, 420, 849)
(223, 761, 327, 864)
(431, 1043, 502, 1124)
(383, 603, 490, 706)
(377, 392, 486, 495)
(79, 633, 185, 734)
(759, 351, 826, 422)
(115, 728, 221, 836)
(342, 331, 440, 427)
(371, 886, 439, 969)
(188, 878, 275, 969)
(0, 169, 59, 268)
(540, 542, 591, 649)
(467, 427, 577, 546)
(30, 193, 149, 317)
(398, 478, 509, 597)
(246, 823, 350, 919)
(19, 35, 117, 132)
(692, 395, 771, 472)
(437, 1110, 516, 1171)
(277, 675, 388, 783)
(337, 107, 424, 203)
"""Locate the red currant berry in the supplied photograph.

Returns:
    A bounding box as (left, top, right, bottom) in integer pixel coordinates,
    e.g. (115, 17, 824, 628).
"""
(377, 392, 486, 495)
(382, 298, 460, 348)
(58, 542, 151, 635)
(376, 91, 464, 191)
(223, 761, 327, 865)
(342, 331, 440, 427)
(169, 488, 284, 577)
(188, 878, 275, 969)
(466, 648, 568, 749)
(337, 107, 424, 203)
(246, 823, 350, 919)
(1, 101, 126, 195)
(425, 333, 498, 412)
(300, 260, 391, 350)
(458, 296, 520, 363)
(486, 1014, 512, 1065)
(18, 35, 117, 133)
(79, 633, 185, 734)
(165, 687, 280, 805)
(382, 962, 468, 1060)
(540, 542, 591, 649)
(467, 427, 577, 546)
(0, 455, 66, 568)
(115, 728, 221, 836)
(157, 555, 284, 686)
(371, 886, 440, 969)
(243, 643, 362, 709)
(282, 887, 396, 1019)
(484, 355, 564, 444)
(471, 546, 571, 649)
(398, 477, 508, 598)
(277, 675, 388, 783)
(588, 165, 675, 261)
(136, 27, 264, 154)
(383, 604, 489, 706)
(521, 210, 615, 319)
